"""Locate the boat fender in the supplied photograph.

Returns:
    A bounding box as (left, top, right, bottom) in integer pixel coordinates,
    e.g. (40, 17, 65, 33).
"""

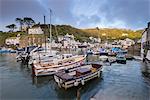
(60, 79, 63, 84)
(74, 80, 79, 86)
(54, 76, 59, 83)
(81, 78, 85, 85)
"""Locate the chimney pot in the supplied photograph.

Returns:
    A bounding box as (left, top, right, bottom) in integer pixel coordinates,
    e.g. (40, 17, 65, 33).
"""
(148, 22, 150, 28)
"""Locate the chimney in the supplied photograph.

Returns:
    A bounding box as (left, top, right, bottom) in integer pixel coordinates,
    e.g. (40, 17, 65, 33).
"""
(44, 15, 46, 24)
(148, 22, 150, 28)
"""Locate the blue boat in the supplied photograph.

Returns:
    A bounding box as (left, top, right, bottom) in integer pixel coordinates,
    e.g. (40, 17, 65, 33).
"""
(0, 48, 16, 53)
(0, 49, 10, 53)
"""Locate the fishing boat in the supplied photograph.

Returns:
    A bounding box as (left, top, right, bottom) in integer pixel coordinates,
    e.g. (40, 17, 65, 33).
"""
(93, 51, 100, 55)
(99, 55, 108, 62)
(16, 46, 39, 62)
(28, 49, 59, 64)
(54, 64, 103, 89)
(108, 51, 116, 56)
(99, 48, 108, 56)
(86, 49, 93, 55)
(31, 54, 86, 76)
(116, 54, 126, 64)
(0, 47, 16, 53)
(108, 57, 116, 63)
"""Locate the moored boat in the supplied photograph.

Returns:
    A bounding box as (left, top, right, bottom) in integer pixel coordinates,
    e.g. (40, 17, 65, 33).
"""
(108, 52, 116, 56)
(0, 47, 16, 53)
(116, 54, 126, 64)
(86, 49, 93, 55)
(29, 49, 59, 64)
(54, 64, 103, 89)
(99, 48, 108, 56)
(99, 55, 108, 62)
(31, 54, 86, 76)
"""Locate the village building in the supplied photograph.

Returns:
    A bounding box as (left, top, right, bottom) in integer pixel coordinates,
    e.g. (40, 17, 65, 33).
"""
(59, 33, 78, 49)
(89, 36, 101, 43)
(28, 24, 49, 34)
(19, 36, 45, 48)
(57, 35, 64, 42)
(5, 35, 20, 46)
(28, 26, 44, 34)
(141, 22, 150, 76)
(118, 38, 135, 48)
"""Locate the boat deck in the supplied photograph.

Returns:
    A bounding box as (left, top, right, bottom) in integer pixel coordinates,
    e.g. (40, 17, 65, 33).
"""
(34, 55, 85, 69)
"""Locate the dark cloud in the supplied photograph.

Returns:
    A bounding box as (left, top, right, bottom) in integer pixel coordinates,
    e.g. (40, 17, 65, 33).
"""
(97, 0, 150, 29)
(0, 0, 46, 30)
(0, 0, 149, 31)
(1, 0, 44, 19)
(42, 0, 76, 24)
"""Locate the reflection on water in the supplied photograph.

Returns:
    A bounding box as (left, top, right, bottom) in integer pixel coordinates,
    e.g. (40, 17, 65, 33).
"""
(0, 53, 150, 100)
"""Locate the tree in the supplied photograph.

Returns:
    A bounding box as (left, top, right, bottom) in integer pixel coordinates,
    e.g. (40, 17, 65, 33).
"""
(23, 17, 35, 28)
(15, 18, 24, 31)
(6, 24, 17, 32)
(23, 17, 35, 33)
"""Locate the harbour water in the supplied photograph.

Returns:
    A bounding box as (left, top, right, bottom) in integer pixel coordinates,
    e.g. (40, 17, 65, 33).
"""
(0, 53, 150, 100)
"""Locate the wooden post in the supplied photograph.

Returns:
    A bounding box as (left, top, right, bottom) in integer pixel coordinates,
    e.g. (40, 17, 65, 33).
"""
(76, 87, 82, 100)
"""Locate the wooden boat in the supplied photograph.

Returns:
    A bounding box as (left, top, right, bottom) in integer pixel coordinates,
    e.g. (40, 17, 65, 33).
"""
(99, 55, 108, 62)
(31, 54, 86, 76)
(29, 49, 59, 64)
(16, 46, 39, 62)
(93, 51, 100, 55)
(54, 64, 103, 89)
(116, 54, 126, 64)
(99, 48, 108, 56)
(108, 57, 116, 63)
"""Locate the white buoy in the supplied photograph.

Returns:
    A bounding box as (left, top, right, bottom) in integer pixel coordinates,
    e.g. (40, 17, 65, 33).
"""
(74, 81, 79, 86)
(54, 76, 59, 83)
(81, 79, 85, 85)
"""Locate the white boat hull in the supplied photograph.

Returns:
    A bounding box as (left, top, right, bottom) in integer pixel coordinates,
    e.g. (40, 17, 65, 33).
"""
(32, 55, 86, 76)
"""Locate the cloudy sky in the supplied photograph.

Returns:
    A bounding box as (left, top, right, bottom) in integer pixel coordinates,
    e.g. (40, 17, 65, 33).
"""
(0, 0, 149, 31)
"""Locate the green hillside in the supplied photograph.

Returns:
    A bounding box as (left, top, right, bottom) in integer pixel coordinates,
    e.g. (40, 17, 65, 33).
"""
(82, 28, 142, 40)
(0, 25, 143, 46)
(50, 25, 142, 41)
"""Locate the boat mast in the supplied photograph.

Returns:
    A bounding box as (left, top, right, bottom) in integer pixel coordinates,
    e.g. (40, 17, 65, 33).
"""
(49, 9, 52, 53)
(44, 15, 47, 52)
